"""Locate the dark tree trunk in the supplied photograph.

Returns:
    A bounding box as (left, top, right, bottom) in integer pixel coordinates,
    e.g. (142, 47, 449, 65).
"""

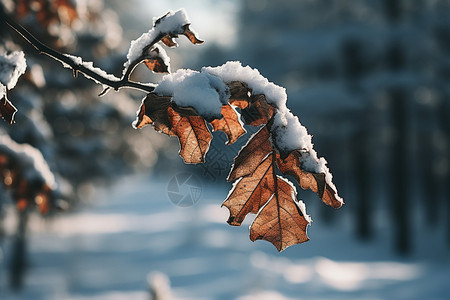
(352, 128, 372, 240)
(389, 88, 411, 254)
(9, 210, 28, 290)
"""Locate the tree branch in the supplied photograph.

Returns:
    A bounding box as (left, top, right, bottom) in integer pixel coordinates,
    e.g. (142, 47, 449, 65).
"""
(0, 10, 156, 94)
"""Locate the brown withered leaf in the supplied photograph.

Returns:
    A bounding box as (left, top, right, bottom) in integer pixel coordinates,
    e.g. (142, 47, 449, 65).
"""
(241, 94, 275, 126)
(276, 151, 342, 209)
(228, 126, 272, 181)
(227, 81, 250, 109)
(210, 104, 246, 145)
(250, 177, 310, 252)
(142, 46, 170, 73)
(143, 57, 169, 73)
(133, 93, 172, 134)
(168, 107, 212, 164)
(0, 94, 17, 124)
(161, 35, 177, 47)
(182, 24, 204, 44)
(222, 154, 274, 226)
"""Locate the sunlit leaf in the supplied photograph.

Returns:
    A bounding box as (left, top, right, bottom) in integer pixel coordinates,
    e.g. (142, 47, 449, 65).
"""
(210, 104, 246, 145)
(241, 94, 275, 126)
(227, 81, 250, 109)
(223, 154, 274, 226)
(0, 93, 17, 124)
(161, 35, 177, 48)
(276, 151, 342, 209)
(182, 24, 204, 44)
(142, 46, 170, 73)
(227, 126, 272, 181)
(168, 107, 212, 164)
(250, 177, 310, 252)
(133, 93, 172, 134)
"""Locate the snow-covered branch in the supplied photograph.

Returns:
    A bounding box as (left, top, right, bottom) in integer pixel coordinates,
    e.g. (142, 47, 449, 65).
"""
(0, 9, 154, 94)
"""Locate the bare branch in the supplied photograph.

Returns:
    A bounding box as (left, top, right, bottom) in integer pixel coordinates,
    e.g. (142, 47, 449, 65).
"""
(0, 10, 156, 94)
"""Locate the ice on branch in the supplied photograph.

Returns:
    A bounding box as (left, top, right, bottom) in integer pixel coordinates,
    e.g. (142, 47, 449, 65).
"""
(124, 9, 192, 72)
(154, 69, 229, 119)
(0, 51, 27, 90)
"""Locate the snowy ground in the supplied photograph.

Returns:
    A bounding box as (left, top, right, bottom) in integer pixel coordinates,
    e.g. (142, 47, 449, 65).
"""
(0, 173, 449, 300)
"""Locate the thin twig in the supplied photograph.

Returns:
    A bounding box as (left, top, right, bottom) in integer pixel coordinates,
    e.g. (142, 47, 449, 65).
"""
(0, 10, 156, 94)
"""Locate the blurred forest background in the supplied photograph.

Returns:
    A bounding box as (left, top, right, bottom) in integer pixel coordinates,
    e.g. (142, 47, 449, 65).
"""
(0, 0, 450, 299)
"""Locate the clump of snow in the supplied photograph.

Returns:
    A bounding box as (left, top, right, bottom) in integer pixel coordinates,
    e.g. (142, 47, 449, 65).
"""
(145, 44, 171, 72)
(124, 9, 190, 72)
(154, 69, 229, 119)
(0, 84, 6, 100)
(203, 61, 288, 110)
(153, 9, 190, 34)
(272, 111, 313, 153)
(0, 51, 27, 90)
(0, 134, 56, 189)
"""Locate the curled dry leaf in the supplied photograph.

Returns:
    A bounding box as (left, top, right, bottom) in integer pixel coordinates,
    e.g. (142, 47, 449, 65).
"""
(143, 58, 169, 73)
(168, 107, 211, 164)
(210, 104, 246, 145)
(276, 151, 342, 209)
(250, 176, 310, 252)
(226, 82, 274, 126)
(182, 24, 204, 44)
(223, 154, 274, 226)
(143, 46, 170, 73)
(224, 128, 311, 251)
(227, 81, 250, 109)
(161, 35, 177, 48)
(133, 93, 172, 134)
(134, 93, 212, 164)
(0, 95, 17, 124)
(227, 126, 272, 181)
(241, 94, 275, 126)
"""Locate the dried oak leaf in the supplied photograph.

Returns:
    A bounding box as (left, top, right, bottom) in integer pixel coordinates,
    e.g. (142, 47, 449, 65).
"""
(276, 151, 342, 209)
(241, 94, 275, 126)
(0, 93, 17, 124)
(143, 46, 170, 73)
(210, 104, 246, 145)
(222, 154, 274, 226)
(133, 93, 172, 134)
(182, 24, 204, 44)
(227, 81, 250, 109)
(228, 126, 272, 181)
(161, 35, 177, 48)
(250, 176, 310, 252)
(168, 107, 211, 164)
(134, 93, 212, 164)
